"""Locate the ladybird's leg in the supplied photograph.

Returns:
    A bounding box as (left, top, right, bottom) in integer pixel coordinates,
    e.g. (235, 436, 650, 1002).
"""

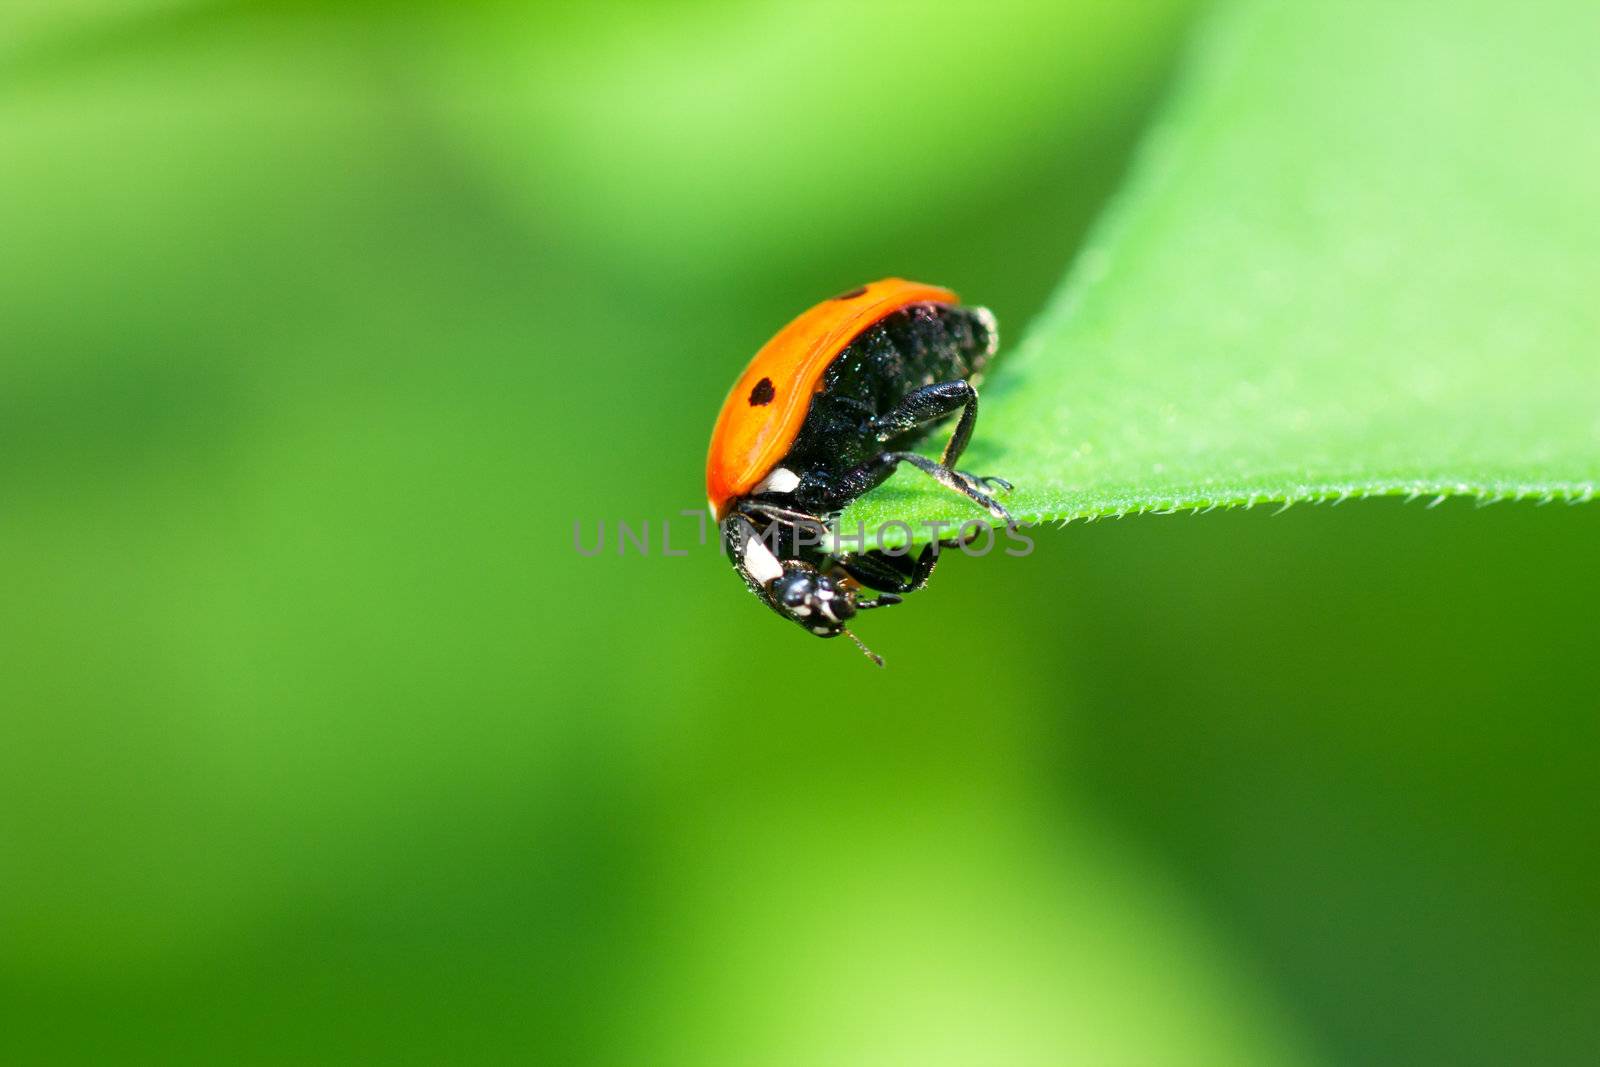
(867, 381, 978, 466)
(836, 530, 981, 608)
(895, 452, 1015, 523)
(735, 499, 833, 531)
(835, 542, 941, 595)
(803, 451, 1012, 524)
(835, 551, 915, 592)
(824, 559, 908, 611)
(887, 452, 1015, 525)
(734, 500, 837, 562)
(865, 381, 1013, 496)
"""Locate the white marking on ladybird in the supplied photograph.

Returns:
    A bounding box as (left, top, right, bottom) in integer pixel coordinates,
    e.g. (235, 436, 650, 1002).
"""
(811, 625, 833, 635)
(974, 305, 999, 356)
(791, 605, 811, 617)
(753, 467, 801, 494)
(742, 535, 783, 586)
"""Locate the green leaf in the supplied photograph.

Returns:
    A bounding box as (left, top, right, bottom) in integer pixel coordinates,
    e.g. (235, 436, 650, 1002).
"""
(849, 0, 1600, 544)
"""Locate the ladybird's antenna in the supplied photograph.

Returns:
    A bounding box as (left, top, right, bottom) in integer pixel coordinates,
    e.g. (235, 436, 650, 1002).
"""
(843, 627, 884, 667)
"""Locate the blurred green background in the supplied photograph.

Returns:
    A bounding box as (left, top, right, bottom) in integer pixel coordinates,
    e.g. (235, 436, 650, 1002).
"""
(3, 2, 1597, 1064)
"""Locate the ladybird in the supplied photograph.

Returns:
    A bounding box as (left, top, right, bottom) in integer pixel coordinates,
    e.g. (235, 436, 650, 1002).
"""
(706, 277, 1014, 663)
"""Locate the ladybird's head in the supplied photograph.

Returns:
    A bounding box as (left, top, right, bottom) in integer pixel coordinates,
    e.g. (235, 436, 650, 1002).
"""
(771, 566, 856, 638)
(724, 515, 884, 664)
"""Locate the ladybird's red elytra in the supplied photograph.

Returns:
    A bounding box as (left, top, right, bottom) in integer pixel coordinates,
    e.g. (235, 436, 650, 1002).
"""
(706, 278, 961, 522)
(706, 278, 1015, 664)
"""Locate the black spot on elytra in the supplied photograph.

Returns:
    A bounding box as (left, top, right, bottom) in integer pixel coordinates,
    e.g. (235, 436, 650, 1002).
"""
(832, 284, 869, 301)
(748, 377, 776, 406)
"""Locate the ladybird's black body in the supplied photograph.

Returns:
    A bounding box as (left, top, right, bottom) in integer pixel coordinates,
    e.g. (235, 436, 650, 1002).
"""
(778, 304, 995, 511)
(712, 287, 1014, 664)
